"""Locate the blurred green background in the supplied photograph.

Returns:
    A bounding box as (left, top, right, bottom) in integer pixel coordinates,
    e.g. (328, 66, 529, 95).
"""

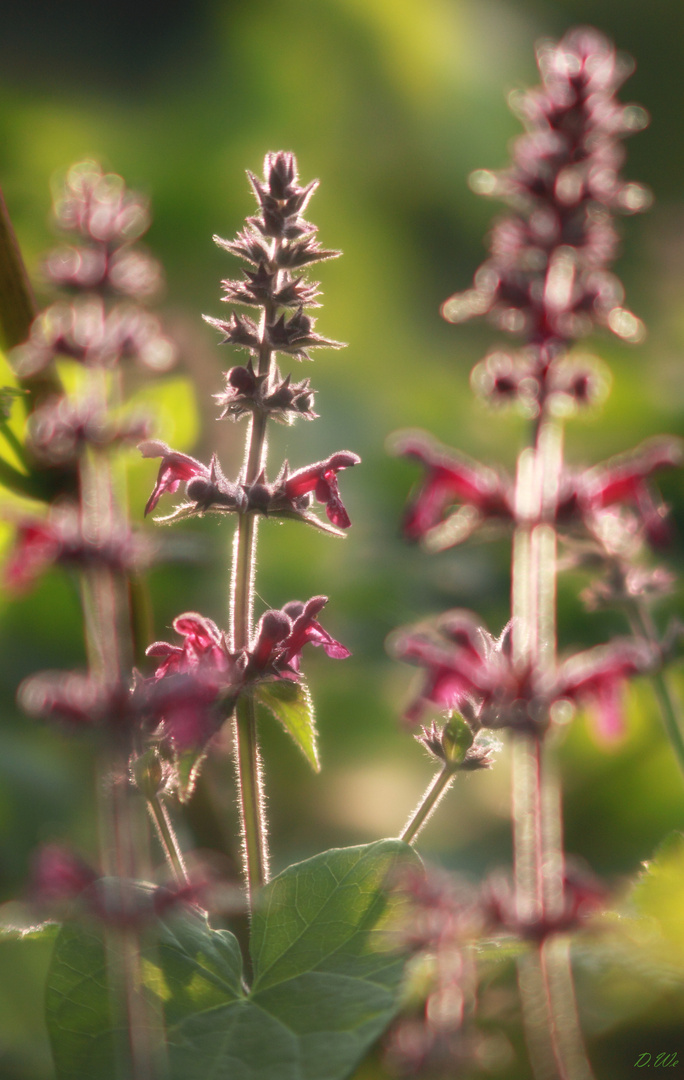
(1, 0, 684, 1076)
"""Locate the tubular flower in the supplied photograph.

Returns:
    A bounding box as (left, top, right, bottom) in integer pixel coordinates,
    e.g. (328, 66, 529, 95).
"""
(13, 298, 174, 377)
(147, 597, 350, 728)
(393, 431, 513, 545)
(554, 637, 655, 740)
(392, 611, 517, 726)
(3, 508, 146, 592)
(29, 843, 208, 925)
(146, 613, 232, 679)
(28, 396, 152, 465)
(571, 436, 683, 548)
(282, 451, 361, 528)
(249, 596, 351, 677)
(139, 440, 241, 517)
(393, 610, 654, 736)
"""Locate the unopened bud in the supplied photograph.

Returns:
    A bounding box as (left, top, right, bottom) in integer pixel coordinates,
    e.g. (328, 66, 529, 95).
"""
(441, 714, 474, 765)
(131, 748, 165, 797)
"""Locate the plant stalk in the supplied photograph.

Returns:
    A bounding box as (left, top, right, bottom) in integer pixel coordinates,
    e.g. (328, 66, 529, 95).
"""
(147, 795, 189, 887)
(400, 762, 457, 845)
(512, 416, 594, 1080)
(229, 284, 279, 904)
(627, 601, 684, 777)
(80, 366, 164, 1080)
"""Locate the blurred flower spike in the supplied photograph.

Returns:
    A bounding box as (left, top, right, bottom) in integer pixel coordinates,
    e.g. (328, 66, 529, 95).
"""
(12, 161, 174, 379)
(442, 27, 650, 420)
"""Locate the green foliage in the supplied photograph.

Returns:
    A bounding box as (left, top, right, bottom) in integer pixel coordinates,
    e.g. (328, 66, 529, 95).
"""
(47, 840, 420, 1080)
(255, 678, 319, 771)
(631, 830, 684, 961)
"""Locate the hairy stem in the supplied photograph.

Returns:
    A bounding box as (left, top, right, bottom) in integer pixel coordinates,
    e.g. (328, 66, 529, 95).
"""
(229, 288, 279, 905)
(512, 416, 594, 1080)
(147, 795, 190, 887)
(235, 694, 268, 893)
(400, 762, 457, 844)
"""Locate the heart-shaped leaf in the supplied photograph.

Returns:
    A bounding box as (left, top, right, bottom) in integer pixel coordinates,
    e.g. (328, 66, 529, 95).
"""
(255, 678, 319, 770)
(47, 839, 420, 1080)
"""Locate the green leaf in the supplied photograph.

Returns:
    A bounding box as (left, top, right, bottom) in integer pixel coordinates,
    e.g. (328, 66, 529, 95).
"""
(255, 678, 319, 771)
(47, 840, 420, 1080)
(631, 831, 684, 960)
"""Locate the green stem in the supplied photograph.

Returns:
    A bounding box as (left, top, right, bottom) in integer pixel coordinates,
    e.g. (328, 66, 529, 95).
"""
(649, 668, 684, 777)
(512, 416, 595, 1080)
(229, 280, 279, 906)
(235, 695, 268, 896)
(400, 762, 457, 844)
(80, 367, 163, 1080)
(627, 602, 684, 778)
(541, 936, 594, 1080)
(147, 794, 190, 886)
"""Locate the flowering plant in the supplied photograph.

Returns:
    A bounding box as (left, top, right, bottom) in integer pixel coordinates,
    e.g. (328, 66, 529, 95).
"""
(0, 22, 684, 1080)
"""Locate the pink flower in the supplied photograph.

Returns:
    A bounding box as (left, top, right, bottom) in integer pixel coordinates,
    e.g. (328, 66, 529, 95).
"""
(145, 614, 242, 751)
(142, 673, 229, 752)
(139, 441, 244, 518)
(3, 521, 61, 591)
(18, 671, 134, 733)
(139, 440, 212, 516)
(575, 437, 682, 548)
(392, 611, 514, 724)
(144, 600, 349, 748)
(555, 638, 654, 741)
(393, 432, 512, 543)
(3, 509, 145, 592)
(146, 612, 231, 679)
(30, 844, 98, 909)
(284, 451, 360, 528)
(394, 610, 653, 740)
(249, 595, 351, 676)
(30, 842, 207, 925)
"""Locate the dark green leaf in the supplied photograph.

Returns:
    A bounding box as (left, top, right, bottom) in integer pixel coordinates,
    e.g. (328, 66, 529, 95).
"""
(47, 840, 420, 1080)
(255, 678, 319, 771)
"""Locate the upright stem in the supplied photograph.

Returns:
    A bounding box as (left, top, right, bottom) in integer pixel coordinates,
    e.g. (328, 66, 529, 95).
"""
(512, 416, 594, 1080)
(229, 291, 278, 905)
(79, 367, 163, 1080)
